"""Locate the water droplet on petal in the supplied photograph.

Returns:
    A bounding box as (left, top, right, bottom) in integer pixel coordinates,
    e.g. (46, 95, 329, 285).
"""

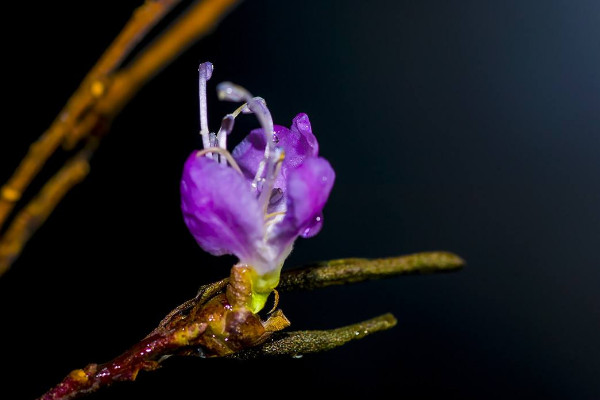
(300, 213, 323, 238)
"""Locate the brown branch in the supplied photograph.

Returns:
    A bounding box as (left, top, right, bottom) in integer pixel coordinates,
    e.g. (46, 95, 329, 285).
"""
(0, 0, 240, 277)
(39, 322, 209, 400)
(103, 0, 241, 116)
(39, 314, 397, 400)
(39, 252, 461, 400)
(0, 0, 182, 229)
(0, 139, 98, 274)
(85, 0, 183, 78)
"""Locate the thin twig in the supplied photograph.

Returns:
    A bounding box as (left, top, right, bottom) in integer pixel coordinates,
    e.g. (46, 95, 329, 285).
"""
(0, 0, 240, 277)
(103, 0, 241, 116)
(0, 139, 98, 274)
(0, 0, 182, 228)
(230, 313, 398, 359)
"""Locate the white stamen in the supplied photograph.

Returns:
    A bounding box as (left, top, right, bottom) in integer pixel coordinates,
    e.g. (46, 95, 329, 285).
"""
(216, 115, 234, 165)
(246, 97, 277, 189)
(198, 62, 213, 155)
(215, 82, 278, 195)
(209, 132, 218, 148)
(247, 98, 274, 156)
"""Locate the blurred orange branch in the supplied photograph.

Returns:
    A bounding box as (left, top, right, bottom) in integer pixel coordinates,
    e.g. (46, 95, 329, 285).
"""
(0, 0, 240, 276)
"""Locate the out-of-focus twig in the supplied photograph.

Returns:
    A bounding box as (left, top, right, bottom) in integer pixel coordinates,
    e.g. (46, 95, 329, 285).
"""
(0, 0, 182, 229)
(39, 252, 463, 400)
(0, 0, 240, 276)
(0, 139, 97, 275)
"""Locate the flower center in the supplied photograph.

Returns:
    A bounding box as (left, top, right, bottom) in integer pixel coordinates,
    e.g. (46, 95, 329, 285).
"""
(197, 62, 286, 228)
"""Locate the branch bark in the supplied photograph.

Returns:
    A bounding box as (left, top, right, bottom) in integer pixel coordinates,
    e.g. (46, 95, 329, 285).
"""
(0, 139, 97, 275)
(38, 251, 464, 400)
(0, 0, 240, 275)
(230, 313, 398, 359)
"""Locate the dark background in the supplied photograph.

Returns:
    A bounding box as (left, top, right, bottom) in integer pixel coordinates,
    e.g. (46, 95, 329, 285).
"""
(1, 1, 598, 398)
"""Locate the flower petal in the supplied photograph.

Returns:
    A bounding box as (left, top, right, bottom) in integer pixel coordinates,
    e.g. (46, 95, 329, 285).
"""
(277, 113, 319, 169)
(231, 125, 288, 183)
(270, 157, 335, 251)
(231, 113, 320, 191)
(180, 152, 264, 260)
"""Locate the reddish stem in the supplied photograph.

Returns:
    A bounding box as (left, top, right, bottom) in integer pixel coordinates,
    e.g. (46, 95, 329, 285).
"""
(39, 324, 205, 400)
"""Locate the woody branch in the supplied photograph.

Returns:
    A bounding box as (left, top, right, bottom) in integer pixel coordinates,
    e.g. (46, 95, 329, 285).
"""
(0, 0, 240, 276)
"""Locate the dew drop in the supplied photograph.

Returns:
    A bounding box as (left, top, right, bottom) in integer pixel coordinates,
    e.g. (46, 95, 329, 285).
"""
(300, 213, 323, 238)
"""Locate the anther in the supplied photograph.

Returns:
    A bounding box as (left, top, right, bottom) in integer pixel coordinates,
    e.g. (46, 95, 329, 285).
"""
(258, 148, 285, 216)
(269, 188, 284, 205)
(217, 81, 252, 102)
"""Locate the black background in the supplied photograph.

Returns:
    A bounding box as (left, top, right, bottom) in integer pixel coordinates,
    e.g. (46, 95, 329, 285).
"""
(1, 1, 599, 399)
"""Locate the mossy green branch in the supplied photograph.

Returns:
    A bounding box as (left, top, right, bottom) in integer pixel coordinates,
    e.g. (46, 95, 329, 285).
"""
(277, 251, 465, 292)
(230, 313, 398, 359)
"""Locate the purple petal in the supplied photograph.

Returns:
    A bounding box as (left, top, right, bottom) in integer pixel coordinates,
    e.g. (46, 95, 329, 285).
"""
(300, 212, 324, 238)
(290, 113, 319, 156)
(180, 152, 264, 260)
(277, 113, 319, 169)
(231, 113, 320, 190)
(271, 157, 335, 249)
(231, 125, 289, 185)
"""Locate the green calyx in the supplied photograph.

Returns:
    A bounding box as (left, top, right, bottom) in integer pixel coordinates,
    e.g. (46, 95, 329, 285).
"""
(248, 269, 280, 314)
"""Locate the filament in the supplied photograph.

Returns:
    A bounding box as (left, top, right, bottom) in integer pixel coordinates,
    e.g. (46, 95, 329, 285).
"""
(196, 147, 243, 175)
(258, 148, 285, 216)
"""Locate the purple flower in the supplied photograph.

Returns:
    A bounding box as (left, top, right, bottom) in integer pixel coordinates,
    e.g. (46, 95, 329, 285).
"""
(180, 63, 335, 311)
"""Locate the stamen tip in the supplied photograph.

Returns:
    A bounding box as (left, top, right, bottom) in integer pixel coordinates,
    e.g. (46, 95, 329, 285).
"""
(199, 62, 214, 80)
(221, 115, 235, 133)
